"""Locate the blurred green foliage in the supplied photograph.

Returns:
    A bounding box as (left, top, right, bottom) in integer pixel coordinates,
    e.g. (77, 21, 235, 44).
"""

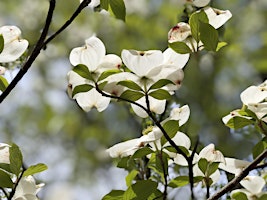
(0, 0, 266, 197)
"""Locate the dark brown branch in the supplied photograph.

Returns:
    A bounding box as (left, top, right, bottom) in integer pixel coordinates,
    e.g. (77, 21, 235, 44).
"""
(0, 0, 56, 103)
(0, 0, 92, 104)
(208, 149, 267, 200)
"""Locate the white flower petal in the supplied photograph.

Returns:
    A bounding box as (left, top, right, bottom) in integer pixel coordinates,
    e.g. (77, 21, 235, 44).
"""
(98, 54, 122, 73)
(199, 144, 225, 164)
(169, 105, 190, 126)
(106, 138, 143, 158)
(69, 36, 106, 71)
(121, 49, 164, 77)
(241, 84, 267, 105)
(75, 88, 110, 112)
(164, 131, 191, 150)
(192, 0, 210, 7)
(204, 7, 232, 29)
(168, 22, 191, 43)
(247, 102, 267, 120)
(0, 39, 28, 63)
(0, 26, 22, 43)
(240, 176, 265, 195)
(0, 143, 10, 164)
(163, 48, 190, 69)
(219, 157, 250, 175)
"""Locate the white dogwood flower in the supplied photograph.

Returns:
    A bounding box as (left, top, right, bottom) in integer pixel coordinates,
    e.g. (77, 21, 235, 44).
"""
(68, 36, 122, 112)
(204, 7, 232, 29)
(231, 176, 267, 199)
(0, 25, 28, 63)
(12, 176, 44, 200)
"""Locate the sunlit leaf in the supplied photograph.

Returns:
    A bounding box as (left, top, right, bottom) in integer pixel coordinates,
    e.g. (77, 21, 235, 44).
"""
(148, 89, 171, 100)
(0, 34, 4, 54)
(131, 147, 153, 159)
(149, 79, 174, 90)
(23, 163, 48, 177)
(100, 0, 109, 10)
(231, 191, 249, 200)
(0, 75, 8, 92)
(216, 42, 227, 51)
(73, 64, 93, 81)
(117, 80, 143, 91)
(102, 190, 124, 200)
(161, 120, 179, 144)
(207, 162, 219, 177)
(226, 116, 254, 129)
(0, 169, 13, 188)
(109, 0, 126, 21)
(72, 84, 94, 97)
(125, 170, 138, 187)
(124, 180, 158, 200)
(189, 11, 208, 42)
(168, 42, 192, 54)
(199, 22, 219, 51)
(198, 158, 208, 175)
(252, 137, 267, 159)
(98, 69, 121, 82)
(9, 143, 23, 176)
(119, 90, 144, 101)
(168, 176, 190, 188)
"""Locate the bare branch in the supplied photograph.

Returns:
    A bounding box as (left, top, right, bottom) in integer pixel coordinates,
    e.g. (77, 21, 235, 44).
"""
(208, 149, 267, 200)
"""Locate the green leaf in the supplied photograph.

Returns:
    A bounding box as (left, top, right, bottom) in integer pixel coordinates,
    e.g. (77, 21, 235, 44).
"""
(226, 116, 254, 129)
(117, 80, 143, 91)
(0, 75, 8, 92)
(100, 0, 109, 10)
(168, 176, 190, 188)
(199, 22, 219, 51)
(161, 120, 179, 144)
(252, 137, 267, 159)
(131, 147, 153, 159)
(149, 79, 175, 90)
(148, 89, 171, 100)
(124, 180, 158, 200)
(72, 64, 94, 81)
(119, 90, 144, 101)
(23, 163, 48, 177)
(168, 42, 192, 54)
(189, 11, 208, 42)
(231, 191, 249, 200)
(9, 143, 23, 176)
(102, 190, 124, 200)
(258, 194, 267, 200)
(198, 158, 208, 175)
(72, 84, 94, 97)
(0, 163, 11, 173)
(98, 81, 108, 90)
(0, 34, 4, 54)
(98, 69, 121, 82)
(125, 170, 139, 187)
(216, 42, 227, 51)
(109, 0, 126, 21)
(207, 162, 219, 177)
(0, 169, 13, 188)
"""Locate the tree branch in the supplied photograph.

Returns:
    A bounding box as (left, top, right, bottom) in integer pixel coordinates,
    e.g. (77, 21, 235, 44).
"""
(0, 0, 92, 104)
(208, 149, 267, 200)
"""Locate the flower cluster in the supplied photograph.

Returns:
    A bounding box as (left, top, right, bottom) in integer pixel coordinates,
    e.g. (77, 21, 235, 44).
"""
(67, 36, 189, 117)
(223, 80, 267, 135)
(0, 143, 45, 200)
(168, 1, 232, 52)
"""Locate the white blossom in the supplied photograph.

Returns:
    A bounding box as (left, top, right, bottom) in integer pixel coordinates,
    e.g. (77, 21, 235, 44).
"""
(0, 25, 28, 63)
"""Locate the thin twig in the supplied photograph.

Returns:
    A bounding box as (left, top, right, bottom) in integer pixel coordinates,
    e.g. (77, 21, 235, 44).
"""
(0, 0, 56, 103)
(208, 149, 267, 200)
(0, 0, 92, 104)
(0, 187, 9, 199)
